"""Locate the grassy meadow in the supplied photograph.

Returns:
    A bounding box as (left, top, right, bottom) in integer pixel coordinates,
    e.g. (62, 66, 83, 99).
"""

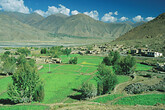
(114, 94, 165, 105)
(0, 54, 162, 110)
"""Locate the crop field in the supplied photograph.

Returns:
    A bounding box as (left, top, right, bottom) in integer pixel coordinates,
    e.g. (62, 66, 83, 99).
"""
(0, 105, 50, 110)
(135, 63, 153, 71)
(114, 94, 165, 105)
(0, 54, 159, 110)
(0, 55, 104, 104)
(92, 94, 123, 103)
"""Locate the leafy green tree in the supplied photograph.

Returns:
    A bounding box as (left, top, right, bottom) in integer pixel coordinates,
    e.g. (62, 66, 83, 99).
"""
(40, 48, 47, 54)
(7, 60, 44, 103)
(0, 59, 3, 73)
(28, 59, 35, 67)
(102, 56, 112, 66)
(49, 46, 63, 58)
(2, 56, 16, 76)
(96, 64, 117, 94)
(81, 82, 97, 99)
(102, 51, 120, 66)
(113, 55, 136, 75)
(69, 57, 78, 64)
(112, 51, 120, 65)
(17, 55, 26, 66)
(1, 54, 9, 61)
(64, 48, 71, 57)
(4, 51, 11, 55)
(17, 48, 31, 56)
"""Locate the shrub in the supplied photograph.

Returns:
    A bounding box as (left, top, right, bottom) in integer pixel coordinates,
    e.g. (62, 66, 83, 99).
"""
(69, 57, 78, 64)
(40, 48, 47, 54)
(124, 83, 150, 94)
(4, 51, 11, 55)
(81, 82, 97, 99)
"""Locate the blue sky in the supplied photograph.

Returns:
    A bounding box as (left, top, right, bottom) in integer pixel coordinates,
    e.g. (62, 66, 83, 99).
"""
(0, 0, 165, 22)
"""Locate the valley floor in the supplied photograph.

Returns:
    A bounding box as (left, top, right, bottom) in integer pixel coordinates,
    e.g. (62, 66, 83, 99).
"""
(0, 54, 164, 110)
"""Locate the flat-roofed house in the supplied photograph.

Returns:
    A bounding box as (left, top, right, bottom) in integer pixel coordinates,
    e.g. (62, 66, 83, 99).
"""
(147, 52, 163, 57)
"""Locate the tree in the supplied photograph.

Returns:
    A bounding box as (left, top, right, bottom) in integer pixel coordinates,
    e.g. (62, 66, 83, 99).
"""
(17, 55, 26, 66)
(4, 51, 11, 55)
(2, 56, 16, 76)
(17, 48, 31, 56)
(81, 82, 97, 99)
(49, 46, 63, 58)
(7, 59, 44, 103)
(96, 64, 117, 95)
(69, 57, 78, 64)
(0, 59, 2, 73)
(102, 51, 120, 66)
(113, 55, 136, 75)
(112, 51, 120, 65)
(64, 48, 71, 57)
(40, 48, 47, 54)
(102, 56, 112, 66)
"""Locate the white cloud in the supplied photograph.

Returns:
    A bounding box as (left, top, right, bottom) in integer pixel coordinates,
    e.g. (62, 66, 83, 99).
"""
(71, 10, 79, 15)
(133, 15, 143, 22)
(145, 17, 155, 21)
(120, 16, 128, 21)
(34, 10, 45, 16)
(0, 7, 2, 10)
(101, 12, 117, 22)
(34, 4, 70, 17)
(114, 11, 118, 15)
(58, 4, 70, 16)
(0, 0, 29, 14)
(84, 10, 99, 20)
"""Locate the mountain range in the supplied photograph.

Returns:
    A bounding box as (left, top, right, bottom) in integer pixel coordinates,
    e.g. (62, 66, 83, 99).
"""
(0, 11, 134, 42)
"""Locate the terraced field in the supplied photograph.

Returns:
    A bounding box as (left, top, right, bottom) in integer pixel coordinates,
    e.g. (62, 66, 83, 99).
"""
(0, 54, 164, 110)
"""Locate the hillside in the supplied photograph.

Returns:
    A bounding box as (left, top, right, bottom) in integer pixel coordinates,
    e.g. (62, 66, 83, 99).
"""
(34, 13, 133, 38)
(55, 14, 132, 38)
(33, 13, 68, 32)
(0, 14, 49, 41)
(125, 21, 146, 27)
(0, 11, 44, 25)
(0, 11, 133, 44)
(114, 13, 165, 54)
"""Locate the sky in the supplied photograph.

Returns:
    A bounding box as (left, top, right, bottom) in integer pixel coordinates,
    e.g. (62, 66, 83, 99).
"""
(0, 0, 165, 22)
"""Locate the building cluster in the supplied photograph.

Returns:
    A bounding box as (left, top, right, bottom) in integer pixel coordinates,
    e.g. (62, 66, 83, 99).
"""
(131, 48, 163, 57)
(36, 56, 62, 64)
(70, 44, 127, 55)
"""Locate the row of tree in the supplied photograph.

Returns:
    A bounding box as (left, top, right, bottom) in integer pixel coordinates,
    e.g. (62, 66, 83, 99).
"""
(80, 51, 136, 99)
(103, 51, 136, 75)
(40, 47, 71, 58)
(0, 53, 44, 103)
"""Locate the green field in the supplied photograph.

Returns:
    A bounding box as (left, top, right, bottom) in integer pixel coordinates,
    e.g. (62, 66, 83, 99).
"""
(117, 75, 131, 84)
(0, 55, 104, 104)
(135, 63, 153, 71)
(0, 105, 49, 110)
(92, 94, 123, 103)
(0, 54, 157, 109)
(114, 94, 165, 105)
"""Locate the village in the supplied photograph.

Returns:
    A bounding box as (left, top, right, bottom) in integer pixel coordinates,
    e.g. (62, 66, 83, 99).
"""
(1, 43, 164, 72)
